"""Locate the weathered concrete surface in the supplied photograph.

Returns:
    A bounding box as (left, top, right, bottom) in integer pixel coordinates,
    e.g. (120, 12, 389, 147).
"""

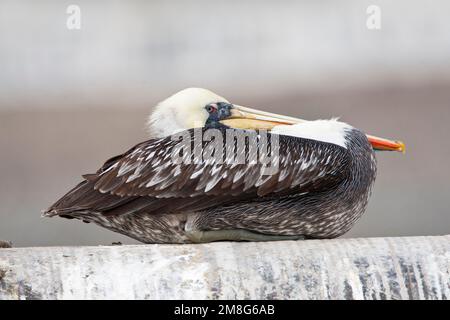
(0, 236, 449, 300)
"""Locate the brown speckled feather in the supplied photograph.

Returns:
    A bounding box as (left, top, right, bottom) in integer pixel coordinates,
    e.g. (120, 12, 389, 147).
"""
(45, 128, 351, 218)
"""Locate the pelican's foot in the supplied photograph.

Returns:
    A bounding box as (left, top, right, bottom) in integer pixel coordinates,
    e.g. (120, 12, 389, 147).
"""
(186, 229, 304, 243)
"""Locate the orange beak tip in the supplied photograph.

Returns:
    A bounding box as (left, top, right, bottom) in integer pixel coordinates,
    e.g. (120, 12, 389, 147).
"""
(397, 141, 406, 154)
(367, 135, 406, 153)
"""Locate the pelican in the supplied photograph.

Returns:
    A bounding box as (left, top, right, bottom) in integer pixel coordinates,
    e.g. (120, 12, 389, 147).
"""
(43, 88, 405, 243)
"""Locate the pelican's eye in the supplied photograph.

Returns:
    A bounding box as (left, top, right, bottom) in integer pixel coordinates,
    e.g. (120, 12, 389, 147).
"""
(205, 103, 218, 114)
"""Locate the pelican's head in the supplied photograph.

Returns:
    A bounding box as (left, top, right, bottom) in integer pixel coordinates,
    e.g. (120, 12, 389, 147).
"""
(147, 88, 227, 138)
(148, 88, 304, 138)
(147, 88, 405, 152)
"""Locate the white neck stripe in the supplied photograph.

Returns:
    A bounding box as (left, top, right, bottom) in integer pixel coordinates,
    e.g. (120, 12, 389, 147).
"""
(271, 119, 352, 149)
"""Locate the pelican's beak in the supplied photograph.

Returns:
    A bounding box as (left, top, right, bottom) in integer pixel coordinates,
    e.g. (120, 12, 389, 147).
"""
(219, 105, 306, 130)
(220, 105, 406, 153)
(366, 134, 406, 153)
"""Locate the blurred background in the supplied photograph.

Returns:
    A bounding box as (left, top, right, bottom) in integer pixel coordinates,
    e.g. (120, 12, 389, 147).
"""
(0, 0, 449, 247)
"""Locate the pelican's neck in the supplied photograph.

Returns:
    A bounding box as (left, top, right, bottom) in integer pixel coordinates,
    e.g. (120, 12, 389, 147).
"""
(271, 119, 353, 149)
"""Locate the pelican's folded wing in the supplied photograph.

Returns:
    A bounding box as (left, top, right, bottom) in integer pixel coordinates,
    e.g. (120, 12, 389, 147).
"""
(93, 128, 351, 198)
(45, 128, 351, 218)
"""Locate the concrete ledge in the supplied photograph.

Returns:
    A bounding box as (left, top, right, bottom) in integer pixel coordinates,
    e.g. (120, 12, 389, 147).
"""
(0, 236, 449, 300)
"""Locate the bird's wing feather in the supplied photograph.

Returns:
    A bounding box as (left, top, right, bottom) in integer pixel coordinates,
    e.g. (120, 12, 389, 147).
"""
(45, 128, 351, 218)
(93, 128, 351, 198)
